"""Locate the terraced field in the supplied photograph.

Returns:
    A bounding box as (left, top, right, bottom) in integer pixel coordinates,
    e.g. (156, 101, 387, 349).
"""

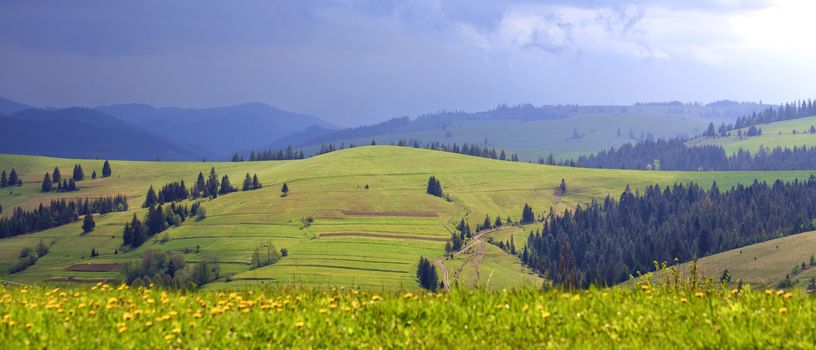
(2, 146, 816, 290)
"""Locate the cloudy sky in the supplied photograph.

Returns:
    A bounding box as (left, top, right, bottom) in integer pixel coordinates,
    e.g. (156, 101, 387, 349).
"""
(0, 0, 814, 125)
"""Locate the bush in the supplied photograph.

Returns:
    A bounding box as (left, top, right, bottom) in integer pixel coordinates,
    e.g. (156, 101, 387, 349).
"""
(196, 206, 207, 221)
(280, 248, 288, 257)
(251, 241, 281, 269)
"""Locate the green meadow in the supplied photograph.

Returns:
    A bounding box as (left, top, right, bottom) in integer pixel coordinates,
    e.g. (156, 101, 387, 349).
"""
(2, 146, 816, 289)
(688, 115, 816, 154)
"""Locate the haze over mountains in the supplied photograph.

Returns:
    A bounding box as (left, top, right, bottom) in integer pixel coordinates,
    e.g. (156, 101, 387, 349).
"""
(0, 96, 771, 161)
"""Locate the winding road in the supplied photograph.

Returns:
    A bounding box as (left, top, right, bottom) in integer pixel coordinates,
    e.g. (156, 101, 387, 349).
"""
(434, 226, 505, 291)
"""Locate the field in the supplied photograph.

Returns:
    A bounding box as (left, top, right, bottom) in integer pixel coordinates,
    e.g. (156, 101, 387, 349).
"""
(1, 283, 813, 348)
(676, 230, 816, 288)
(688, 115, 816, 154)
(302, 114, 715, 161)
(2, 146, 816, 290)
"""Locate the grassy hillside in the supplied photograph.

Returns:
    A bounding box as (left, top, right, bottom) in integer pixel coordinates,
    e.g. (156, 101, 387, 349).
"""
(688, 115, 816, 154)
(2, 146, 816, 290)
(678, 230, 816, 288)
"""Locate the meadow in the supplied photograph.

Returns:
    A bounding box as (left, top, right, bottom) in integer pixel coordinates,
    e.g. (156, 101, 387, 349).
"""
(688, 115, 816, 154)
(2, 146, 816, 290)
(0, 282, 812, 349)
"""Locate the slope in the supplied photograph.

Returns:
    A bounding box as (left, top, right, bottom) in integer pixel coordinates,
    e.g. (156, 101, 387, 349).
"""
(688, 115, 816, 154)
(1, 146, 815, 290)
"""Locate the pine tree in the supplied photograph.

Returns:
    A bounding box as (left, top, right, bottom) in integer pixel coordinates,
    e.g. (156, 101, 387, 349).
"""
(252, 174, 261, 189)
(219, 175, 235, 194)
(483, 215, 492, 230)
(41, 173, 53, 192)
(206, 167, 219, 198)
(73, 164, 85, 181)
(102, 160, 112, 177)
(82, 213, 95, 233)
(426, 176, 443, 197)
(520, 203, 535, 224)
(0, 170, 6, 187)
(68, 179, 77, 191)
(242, 173, 252, 191)
(143, 185, 158, 208)
(231, 153, 241, 162)
(8, 169, 19, 186)
(559, 178, 567, 195)
(52, 167, 61, 184)
(281, 183, 289, 197)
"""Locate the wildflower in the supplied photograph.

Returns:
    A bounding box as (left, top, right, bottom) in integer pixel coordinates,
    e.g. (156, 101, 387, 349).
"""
(371, 295, 382, 302)
(402, 292, 414, 300)
(765, 289, 773, 295)
(295, 321, 305, 328)
(522, 304, 529, 312)
(144, 321, 153, 327)
(541, 311, 551, 319)
(680, 298, 688, 303)
(776, 290, 785, 296)
(779, 307, 788, 314)
(694, 292, 705, 298)
(784, 292, 794, 299)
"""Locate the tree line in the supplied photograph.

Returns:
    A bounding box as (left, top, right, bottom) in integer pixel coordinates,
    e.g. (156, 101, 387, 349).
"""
(0, 195, 128, 239)
(121, 249, 220, 289)
(233, 146, 306, 162)
(520, 178, 816, 288)
(143, 168, 262, 208)
(123, 202, 199, 248)
(573, 138, 816, 171)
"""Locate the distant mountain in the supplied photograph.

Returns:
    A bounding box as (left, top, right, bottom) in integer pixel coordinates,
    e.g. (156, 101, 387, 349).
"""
(0, 96, 32, 115)
(0, 108, 202, 161)
(96, 103, 337, 159)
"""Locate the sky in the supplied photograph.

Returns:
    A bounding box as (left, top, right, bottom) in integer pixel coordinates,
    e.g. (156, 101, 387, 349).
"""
(0, 0, 815, 125)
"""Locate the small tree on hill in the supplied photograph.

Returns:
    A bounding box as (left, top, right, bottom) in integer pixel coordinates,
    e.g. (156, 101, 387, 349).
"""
(102, 160, 112, 177)
(252, 174, 262, 189)
(558, 178, 567, 195)
(242, 173, 253, 191)
(9, 169, 20, 186)
(41, 173, 53, 192)
(416, 256, 438, 291)
(426, 176, 443, 197)
(82, 213, 96, 233)
(52, 167, 61, 184)
(281, 183, 289, 197)
(92, 170, 97, 179)
(520, 203, 535, 224)
(73, 164, 85, 181)
(143, 185, 158, 208)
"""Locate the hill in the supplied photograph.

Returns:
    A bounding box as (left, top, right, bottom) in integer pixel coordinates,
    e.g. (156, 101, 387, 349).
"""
(0, 96, 31, 115)
(1, 146, 815, 289)
(0, 108, 202, 161)
(97, 103, 337, 159)
(270, 103, 769, 161)
(688, 115, 816, 154)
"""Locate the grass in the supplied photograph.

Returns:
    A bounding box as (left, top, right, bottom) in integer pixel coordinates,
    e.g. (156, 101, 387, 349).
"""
(688, 115, 816, 154)
(2, 146, 816, 290)
(1, 283, 813, 349)
(679, 230, 816, 288)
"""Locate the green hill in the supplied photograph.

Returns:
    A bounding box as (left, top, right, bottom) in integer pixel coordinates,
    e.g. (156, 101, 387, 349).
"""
(688, 115, 816, 154)
(2, 146, 816, 290)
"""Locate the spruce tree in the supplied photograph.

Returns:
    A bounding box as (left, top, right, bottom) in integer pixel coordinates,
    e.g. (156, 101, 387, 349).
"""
(0, 170, 6, 187)
(281, 183, 289, 197)
(219, 175, 235, 194)
(242, 173, 252, 191)
(102, 160, 112, 177)
(52, 167, 61, 184)
(8, 169, 19, 186)
(206, 167, 219, 198)
(252, 174, 261, 189)
(143, 185, 158, 208)
(73, 164, 84, 181)
(92, 170, 97, 179)
(41, 173, 53, 192)
(521, 203, 535, 224)
(426, 176, 443, 197)
(68, 179, 77, 191)
(559, 178, 567, 195)
(82, 213, 95, 233)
